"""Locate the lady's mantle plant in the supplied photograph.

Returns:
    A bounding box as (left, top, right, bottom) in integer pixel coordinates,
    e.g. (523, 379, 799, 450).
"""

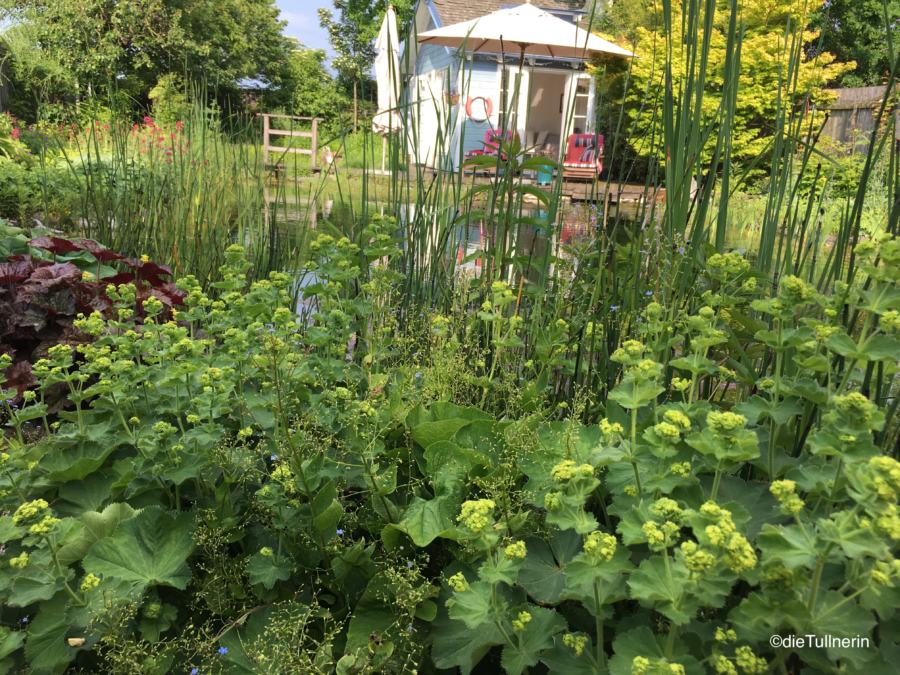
(0, 229, 897, 673)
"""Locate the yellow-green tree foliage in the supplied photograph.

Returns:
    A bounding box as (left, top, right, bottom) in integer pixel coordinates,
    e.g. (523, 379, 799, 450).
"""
(624, 0, 854, 164)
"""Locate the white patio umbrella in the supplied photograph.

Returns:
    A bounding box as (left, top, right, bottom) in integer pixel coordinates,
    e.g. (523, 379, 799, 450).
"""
(373, 4, 402, 135)
(417, 1, 634, 63)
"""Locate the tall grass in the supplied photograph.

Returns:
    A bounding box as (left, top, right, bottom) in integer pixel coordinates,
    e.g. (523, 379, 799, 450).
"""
(294, 0, 897, 423)
(52, 101, 305, 286)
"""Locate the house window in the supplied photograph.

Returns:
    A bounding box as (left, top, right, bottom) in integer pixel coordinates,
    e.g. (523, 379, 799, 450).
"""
(571, 75, 591, 134)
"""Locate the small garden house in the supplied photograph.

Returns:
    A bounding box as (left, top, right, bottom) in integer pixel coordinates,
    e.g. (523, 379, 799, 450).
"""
(405, 0, 629, 169)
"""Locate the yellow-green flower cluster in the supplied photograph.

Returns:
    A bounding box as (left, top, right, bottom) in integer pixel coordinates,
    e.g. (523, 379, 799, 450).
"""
(80, 573, 101, 592)
(875, 504, 900, 540)
(653, 422, 681, 442)
(707, 252, 750, 282)
(448, 572, 469, 592)
(544, 491, 562, 510)
(73, 311, 106, 337)
(669, 462, 691, 477)
(671, 377, 691, 392)
(867, 456, 900, 501)
(583, 531, 617, 563)
(734, 646, 767, 674)
(706, 411, 747, 436)
(9, 552, 29, 569)
(631, 657, 685, 675)
(700, 502, 757, 573)
(871, 559, 900, 586)
(881, 310, 900, 334)
(551, 460, 594, 482)
(562, 632, 588, 656)
(712, 654, 738, 675)
(632, 656, 651, 675)
(664, 410, 691, 431)
(715, 627, 737, 643)
(12, 499, 49, 526)
(769, 480, 804, 515)
(457, 499, 496, 533)
(778, 275, 813, 305)
(28, 515, 61, 535)
(504, 540, 527, 560)
(511, 611, 532, 632)
(828, 392, 879, 428)
(680, 541, 716, 573)
(600, 418, 624, 439)
(611, 340, 647, 365)
(650, 498, 683, 522)
(643, 521, 680, 550)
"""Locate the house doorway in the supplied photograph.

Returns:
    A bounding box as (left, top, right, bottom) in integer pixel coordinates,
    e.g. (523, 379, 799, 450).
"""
(525, 70, 568, 159)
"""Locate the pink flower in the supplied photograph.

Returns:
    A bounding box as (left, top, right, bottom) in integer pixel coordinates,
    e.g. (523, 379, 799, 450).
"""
(175, 120, 184, 132)
(10, 128, 20, 140)
(143, 116, 154, 127)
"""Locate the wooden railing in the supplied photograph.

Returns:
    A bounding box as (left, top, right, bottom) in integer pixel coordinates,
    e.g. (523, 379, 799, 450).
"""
(261, 113, 320, 172)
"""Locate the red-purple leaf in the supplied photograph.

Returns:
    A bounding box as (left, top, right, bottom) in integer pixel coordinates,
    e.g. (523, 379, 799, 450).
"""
(24, 263, 82, 289)
(0, 260, 36, 284)
(29, 236, 82, 254)
(73, 238, 125, 262)
(4, 360, 36, 396)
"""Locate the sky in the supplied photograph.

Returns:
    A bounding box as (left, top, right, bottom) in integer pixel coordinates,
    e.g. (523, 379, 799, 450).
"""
(276, 0, 334, 55)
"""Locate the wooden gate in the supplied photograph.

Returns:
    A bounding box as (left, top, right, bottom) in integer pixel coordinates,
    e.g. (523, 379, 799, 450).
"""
(261, 114, 320, 172)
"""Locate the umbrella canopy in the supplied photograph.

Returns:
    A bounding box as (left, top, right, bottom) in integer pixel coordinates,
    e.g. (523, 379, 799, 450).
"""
(373, 4, 402, 134)
(417, 2, 633, 60)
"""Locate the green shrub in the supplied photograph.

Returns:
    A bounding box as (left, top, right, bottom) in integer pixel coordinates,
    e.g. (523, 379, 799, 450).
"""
(1, 225, 897, 672)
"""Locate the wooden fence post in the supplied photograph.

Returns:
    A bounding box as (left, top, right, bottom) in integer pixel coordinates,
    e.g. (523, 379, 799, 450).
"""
(262, 114, 270, 167)
(311, 118, 319, 173)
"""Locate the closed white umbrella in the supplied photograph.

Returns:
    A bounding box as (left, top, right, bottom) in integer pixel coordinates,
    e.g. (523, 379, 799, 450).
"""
(373, 4, 402, 135)
(417, 1, 634, 61)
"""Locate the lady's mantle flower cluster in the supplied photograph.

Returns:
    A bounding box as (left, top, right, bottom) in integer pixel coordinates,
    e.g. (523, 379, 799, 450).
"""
(848, 455, 900, 540)
(80, 573, 101, 592)
(562, 633, 588, 656)
(706, 411, 747, 436)
(447, 572, 469, 592)
(712, 646, 767, 675)
(641, 498, 683, 551)
(504, 540, 527, 560)
(653, 409, 692, 443)
(457, 499, 496, 533)
(706, 252, 750, 283)
(511, 610, 532, 632)
(583, 531, 617, 563)
(631, 656, 685, 675)
(12, 499, 60, 536)
(550, 460, 594, 482)
(698, 502, 757, 573)
(600, 418, 624, 440)
(770, 480, 804, 515)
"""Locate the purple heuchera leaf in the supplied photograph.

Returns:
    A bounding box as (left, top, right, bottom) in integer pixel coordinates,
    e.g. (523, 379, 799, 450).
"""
(28, 236, 82, 255)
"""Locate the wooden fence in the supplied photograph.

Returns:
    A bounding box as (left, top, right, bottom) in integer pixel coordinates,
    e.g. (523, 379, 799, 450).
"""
(820, 85, 898, 152)
(261, 113, 320, 172)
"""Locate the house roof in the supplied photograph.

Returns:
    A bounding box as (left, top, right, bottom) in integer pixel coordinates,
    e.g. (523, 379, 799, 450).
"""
(429, 0, 587, 26)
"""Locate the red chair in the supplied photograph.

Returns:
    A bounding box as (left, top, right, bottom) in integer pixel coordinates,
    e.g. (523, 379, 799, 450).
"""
(465, 129, 519, 161)
(563, 133, 603, 180)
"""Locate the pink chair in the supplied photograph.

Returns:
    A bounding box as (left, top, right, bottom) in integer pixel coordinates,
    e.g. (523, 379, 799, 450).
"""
(465, 129, 519, 161)
(563, 133, 603, 180)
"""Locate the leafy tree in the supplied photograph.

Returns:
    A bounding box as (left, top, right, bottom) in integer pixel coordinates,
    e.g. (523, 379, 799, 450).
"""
(0, 0, 293, 114)
(317, 0, 413, 131)
(620, 0, 853, 166)
(810, 0, 900, 87)
(263, 45, 348, 131)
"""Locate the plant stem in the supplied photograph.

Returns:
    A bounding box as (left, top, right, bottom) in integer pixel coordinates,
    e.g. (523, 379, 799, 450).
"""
(593, 580, 606, 669)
